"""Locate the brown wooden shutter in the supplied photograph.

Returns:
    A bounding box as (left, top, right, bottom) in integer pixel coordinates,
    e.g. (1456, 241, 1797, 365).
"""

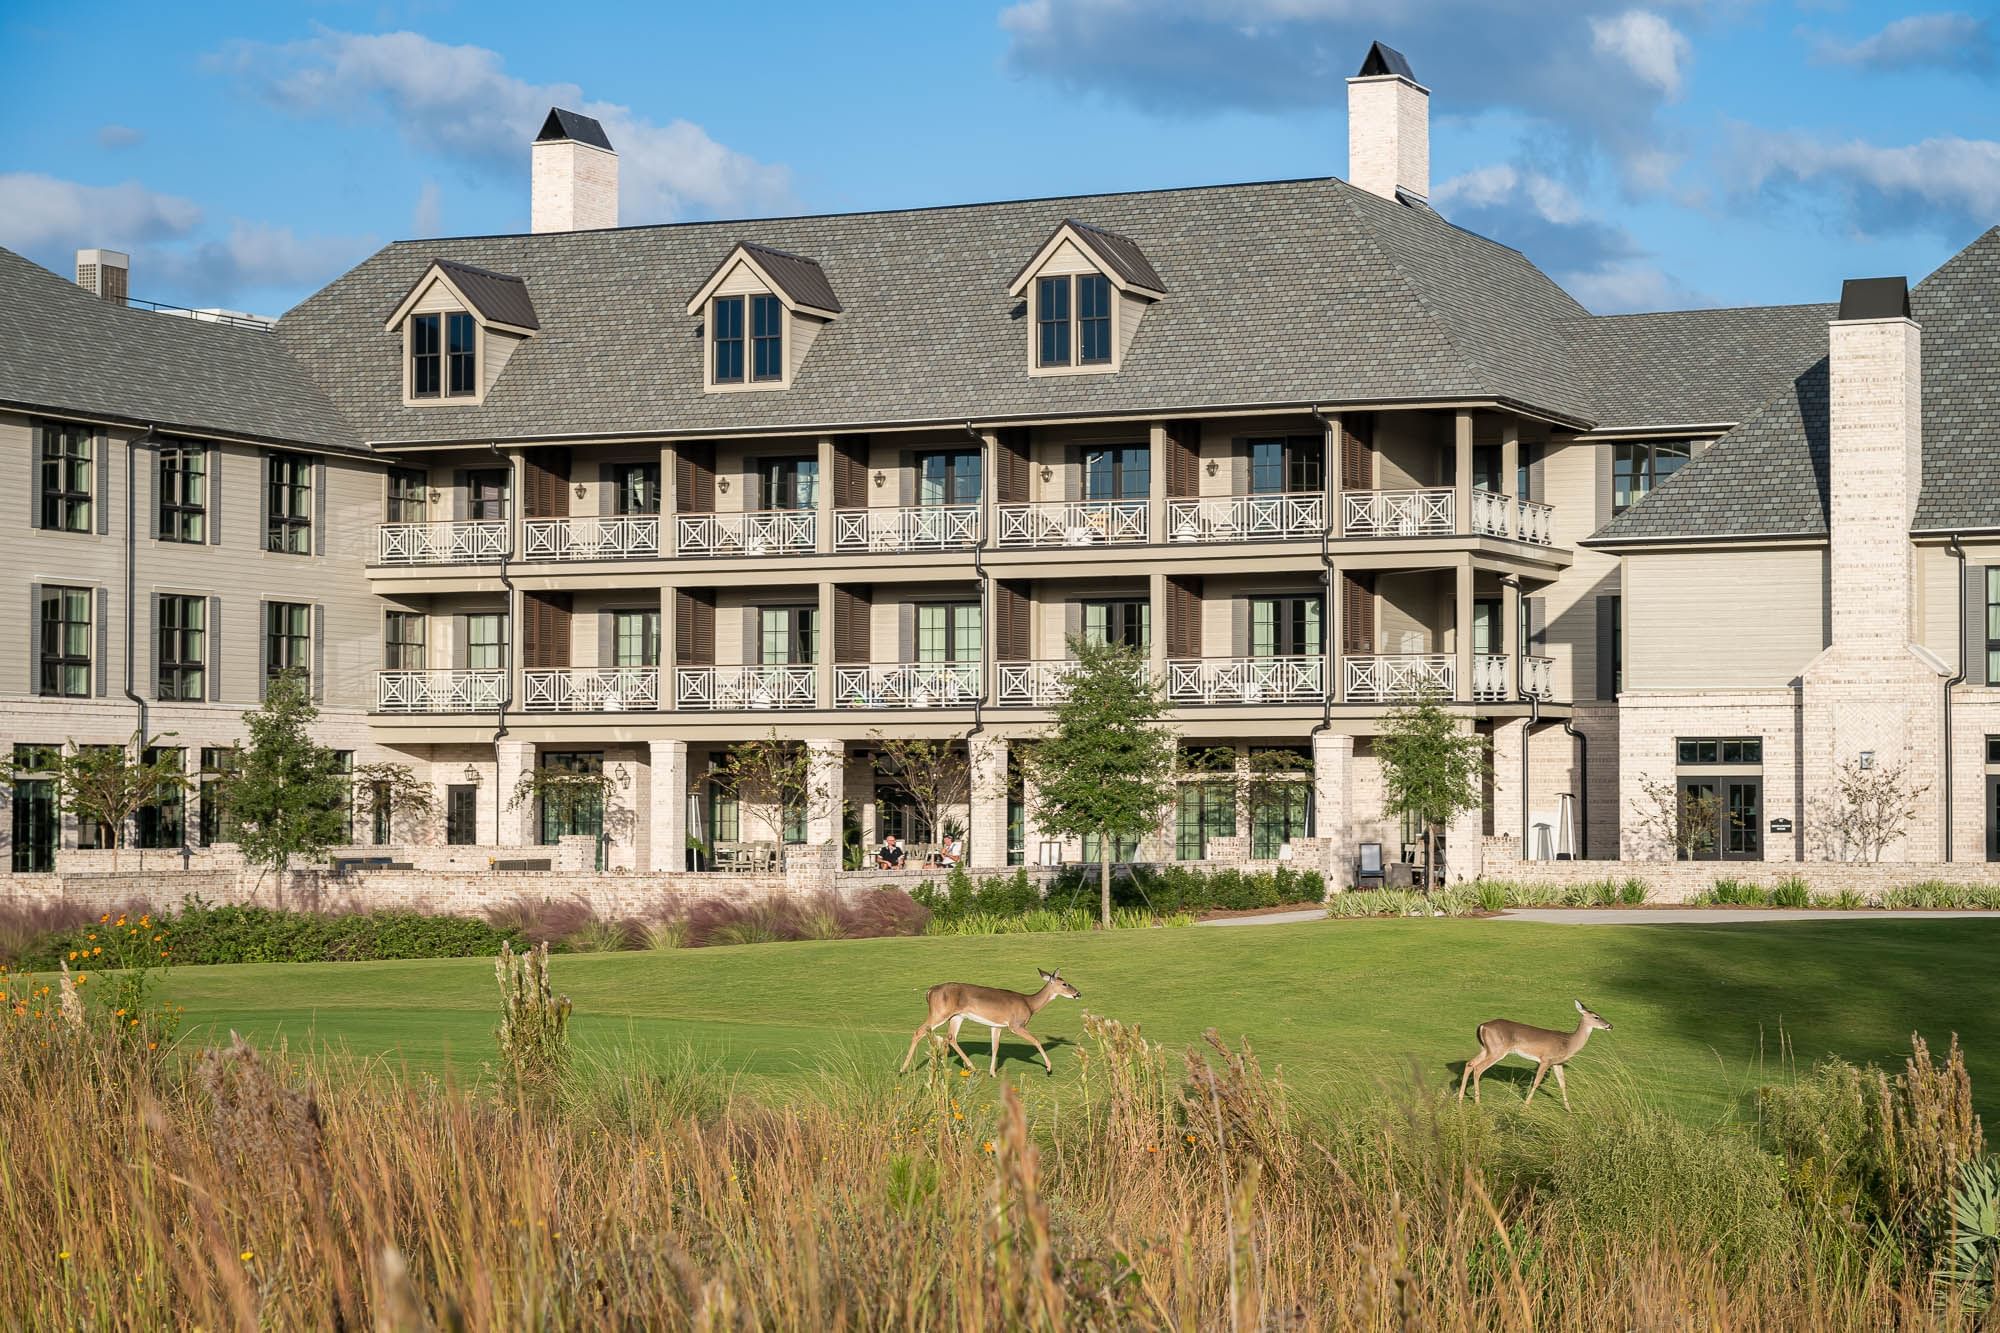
(1166, 420, 1201, 498)
(676, 444, 715, 513)
(1342, 572, 1376, 655)
(1165, 575, 1202, 659)
(833, 435, 869, 509)
(834, 584, 872, 663)
(1340, 413, 1374, 491)
(674, 588, 715, 666)
(995, 428, 1030, 504)
(521, 591, 573, 669)
(993, 581, 1030, 661)
(522, 448, 571, 519)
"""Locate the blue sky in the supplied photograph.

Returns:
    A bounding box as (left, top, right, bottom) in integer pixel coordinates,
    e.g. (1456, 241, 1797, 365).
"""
(2, 0, 1995, 318)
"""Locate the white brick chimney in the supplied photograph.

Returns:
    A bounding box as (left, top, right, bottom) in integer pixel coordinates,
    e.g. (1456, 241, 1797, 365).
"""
(1826, 276, 1921, 651)
(1346, 41, 1428, 202)
(531, 107, 618, 234)
(75, 248, 129, 303)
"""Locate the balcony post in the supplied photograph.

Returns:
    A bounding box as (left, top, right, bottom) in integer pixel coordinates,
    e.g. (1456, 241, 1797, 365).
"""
(977, 430, 998, 550)
(1147, 420, 1168, 551)
(495, 737, 535, 845)
(816, 580, 836, 708)
(1452, 410, 1474, 535)
(1453, 558, 1474, 703)
(1500, 420, 1520, 505)
(968, 734, 1008, 870)
(1502, 575, 1520, 695)
(1329, 561, 1346, 702)
(815, 436, 835, 553)
(648, 738, 688, 871)
(1311, 732, 1354, 892)
(1443, 717, 1485, 883)
(1147, 571, 1168, 679)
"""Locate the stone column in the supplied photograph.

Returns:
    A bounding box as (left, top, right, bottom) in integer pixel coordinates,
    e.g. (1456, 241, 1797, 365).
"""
(495, 738, 535, 846)
(805, 738, 844, 848)
(968, 734, 1008, 869)
(1311, 731, 1354, 890)
(1489, 718, 1527, 866)
(648, 738, 687, 872)
(1444, 718, 1484, 883)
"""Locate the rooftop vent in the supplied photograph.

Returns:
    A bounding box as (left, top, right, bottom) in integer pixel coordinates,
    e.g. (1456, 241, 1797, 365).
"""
(76, 248, 129, 303)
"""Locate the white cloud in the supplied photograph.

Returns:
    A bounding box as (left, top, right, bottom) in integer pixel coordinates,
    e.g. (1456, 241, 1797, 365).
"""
(96, 124, 145, 150)
(1733, 129, 2000, 233)
(413, 179, 443, 235)
(163, 222, 374, 296)
(1589, 9, 1692, 98)
(1809, 12, 1994, 74)
(0, 173, 203, 252)
(208, 28, 794, 222)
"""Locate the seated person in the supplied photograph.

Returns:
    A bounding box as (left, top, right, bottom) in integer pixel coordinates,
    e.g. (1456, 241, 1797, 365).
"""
(938, 834, 965, 867)
(875, 834, 906, 869)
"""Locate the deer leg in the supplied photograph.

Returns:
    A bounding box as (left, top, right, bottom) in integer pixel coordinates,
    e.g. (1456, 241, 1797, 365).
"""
(989, 1025, 1001, 1077)
(1458, 1050, 1483, 1101)
(1012, 1023, 1052, 1075)
(1552, 1063, 1571, 1112)
(945, 1017, 975, 1071)
(898, 1021, 934, 1075)
(1524, 1059, 1550, 1106)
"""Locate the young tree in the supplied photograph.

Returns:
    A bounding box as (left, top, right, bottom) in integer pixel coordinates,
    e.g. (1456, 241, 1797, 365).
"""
(1239, 747, 1313, 856)
(1023, 637, 1178, 927)
(217, 671, 352, 886)
(36, 733, 190, 866)
(711, 730, 820, 849)
(871, 733, 970, 848)
(351, 760, 439, 845)
(509, 759, 632, 863)
(1630, 775, 1723, 860)
(1374, 697, 1486, 891)
(1808, 756, 1929, 863)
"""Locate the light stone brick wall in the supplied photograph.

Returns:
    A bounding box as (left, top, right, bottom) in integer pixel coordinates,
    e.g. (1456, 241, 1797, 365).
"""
(1616, 689, 1804, 859)
(530, 140, 617, 233)
(1345, 75, 1429, 201)
(1479, 849, 2000, 903)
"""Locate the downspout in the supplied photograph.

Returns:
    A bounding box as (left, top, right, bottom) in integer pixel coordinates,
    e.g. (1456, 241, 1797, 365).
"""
(1309, 407, 1338, 738)
(1944, 533, 1967, 861)
(489, 441, 513, 742)
(122, 425, 161, 739)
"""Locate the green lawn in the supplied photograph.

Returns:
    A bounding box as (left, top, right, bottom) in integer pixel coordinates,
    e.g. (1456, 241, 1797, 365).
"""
(156, 918, 2000, 1122)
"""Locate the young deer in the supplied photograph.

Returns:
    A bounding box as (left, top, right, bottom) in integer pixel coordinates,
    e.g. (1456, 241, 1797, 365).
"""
(897, 968, 1081, 1077)
(1457, 999, 1613, 1111)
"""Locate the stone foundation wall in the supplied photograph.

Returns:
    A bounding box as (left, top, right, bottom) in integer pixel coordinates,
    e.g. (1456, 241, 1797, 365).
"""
(1478, 850, 2000, 903)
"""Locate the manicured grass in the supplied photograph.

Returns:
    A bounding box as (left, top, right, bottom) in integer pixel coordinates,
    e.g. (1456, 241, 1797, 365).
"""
(155, 917, 2000, 1122)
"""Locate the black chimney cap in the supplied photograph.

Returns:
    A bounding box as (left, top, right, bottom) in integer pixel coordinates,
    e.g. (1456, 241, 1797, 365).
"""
(1357, 41, 1415, 80)
(536, 107, 613, 152)
(1838, 276, 1910, 321)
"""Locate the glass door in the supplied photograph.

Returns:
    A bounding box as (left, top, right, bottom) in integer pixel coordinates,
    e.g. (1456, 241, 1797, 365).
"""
(916, 450, 980, 506)
(1722, 779, 1762, 860)
(466, 469, 510, 521)
(760, 457, 819, 510)
(1084, 446, 1149, 500)
(1251, 596, 1322, 657)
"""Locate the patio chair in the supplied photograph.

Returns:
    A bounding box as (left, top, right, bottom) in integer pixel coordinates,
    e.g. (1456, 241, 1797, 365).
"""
(1356, 842, 1386, 890)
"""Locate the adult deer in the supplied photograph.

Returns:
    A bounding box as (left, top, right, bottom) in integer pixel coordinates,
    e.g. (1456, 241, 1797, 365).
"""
(896, 968, 1080, 1077)
(1456, 999, 1613, 1111)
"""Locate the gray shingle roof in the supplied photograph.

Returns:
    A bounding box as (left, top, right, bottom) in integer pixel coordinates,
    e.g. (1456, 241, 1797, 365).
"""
(1590, 226, 2000, 543)
(427, 258, 540, 330)
(1565, 302, 1834, 431)
(0, 247, 360, 452)
(275, 177, 1601, 446)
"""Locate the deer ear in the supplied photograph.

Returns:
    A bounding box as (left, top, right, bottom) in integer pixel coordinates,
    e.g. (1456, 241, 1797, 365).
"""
(1575, 999, 1586, 1013)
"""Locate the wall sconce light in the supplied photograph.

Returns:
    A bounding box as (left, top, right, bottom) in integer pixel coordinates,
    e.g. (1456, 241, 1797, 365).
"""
(573, 482, 587, 500)
(1858, 751, 1875, 770)
(717, 477, 731, 493)
(1205, 460, 1219, 477)
(873, 470, 886, 488)
(463, 765, 482, 785)
(1039, 465, 1054, 483)
(428, 488, 442, 503)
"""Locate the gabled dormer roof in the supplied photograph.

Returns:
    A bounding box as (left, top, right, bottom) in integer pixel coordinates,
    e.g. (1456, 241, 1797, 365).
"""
(1007, 218, 1167, 299)
(382, 258, 540, 334)
(536, 107, 613, 152)
(685, 241, 841, 318)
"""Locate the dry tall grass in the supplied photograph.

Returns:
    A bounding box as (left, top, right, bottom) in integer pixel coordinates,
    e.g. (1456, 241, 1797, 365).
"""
(0, 988, 1988, 1329)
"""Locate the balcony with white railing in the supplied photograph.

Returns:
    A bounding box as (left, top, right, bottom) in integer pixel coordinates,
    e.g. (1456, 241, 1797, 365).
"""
(1166, 656, 1326, 705)
(1165, 492, 1327, 543)
(676, 509, 817, 558)
(833, 505, 979, 553)
(833, 662, 982, 709)
(1472, 654, 1512, 702)
(377, 669, 506, 713)
(1344, 654, 1455, 702)
(377, 521, 509, 566)
(674, 665, 818, 711)
(1341, 489, 1454, 539)
(995, 500, 1147, 548)
(521, 515, 661, 562)
(1522, 654, 1555, 699)
(1470, 489, 1513, 538)
(996, 660, 1075, 706)
(1517, 499, 1554, 546)
(521, 668, 660, 712)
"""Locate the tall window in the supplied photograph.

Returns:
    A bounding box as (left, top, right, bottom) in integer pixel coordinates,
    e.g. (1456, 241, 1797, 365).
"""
(1085, 446, 1149, 500)
(750, 293, 784, 381)
(411, 313, 441, 397)
(759, 456, 818, 510)
(1251, 596, 1322, 657)
(265, 602, 310, 685)
(917, 604, 981, 662)
(538, 752, 604, 846)
(1471, 598, 1502, 656)
(466, 469, 510, 521)
(11, 744, 59, 873)
(199, 747, 239, 847)
(1986, 569, 2000, 685)
(74, 745, 119, 849)
(446, 312, 477, 395)
(759, 607, 816, 665)
(384, 611, 426, 670)
(136, 746, 186, 850)
(1077, 273, 1112, 364)
(40, 423, 93, 532)
(158, 444, 207, 542)
(708, 785, 741, 844)
(467, 613, 505, 671)
(411, 312, 478, 399)
(266, 452, 312, 554)
(614, 462, 660, 515)
(39, 587, 92, 697)
(1035, 276, 1071, 368)
(1611, 441, 1692, 514)
(445, 785, 477, 846)
(712, 295, 745, 383)
(1248, 748, 1312, 859)
(917, 450, 981, 506)
(1249, 437, 1324, 494)
(1175, 779, 1235, 861)
(615, 610, 661, 667)
(387, 468, 428, 523)
(1083, 599, 1149, 651)
(157, 596, 206, 700)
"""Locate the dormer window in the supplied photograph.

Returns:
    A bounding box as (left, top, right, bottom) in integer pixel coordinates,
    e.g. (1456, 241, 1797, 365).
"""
(712, 292, 786, 384)
(688, 242, 839, 393)
(1010, 219, 1165, 378)
(410, 311, 478, 399)
(1036, 273, 1113, 369)
(384, 258, 539, 408)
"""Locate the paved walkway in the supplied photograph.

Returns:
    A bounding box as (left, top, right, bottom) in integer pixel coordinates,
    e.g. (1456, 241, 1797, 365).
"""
(1197, 906, 1999, 928)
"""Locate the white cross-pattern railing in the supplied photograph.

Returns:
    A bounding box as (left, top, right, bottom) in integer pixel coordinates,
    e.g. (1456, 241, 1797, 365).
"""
(833, 505, 979, 552)
(995, 500, 1148, 548)
(1342, 489, 1454, 538)
(1517, 499, 1555, 546)
(521, 515, 661, 562)
(376, 670, 506, 713)
(521, 668, 660, 712)
(833, 663, 982, 708)
(1166, 656, 1326, 705)
(675, 509, 817, 557)
(377, 521, 509, 565)
(674, 665, 818, 711)
(1523, 654, 1555, 700)
(1344, 654, 1455, 702)
(1470, 490, 1513, 538)
(1165, 492, 1327, 543)
(1472, 654, 1513, 702)
(995, 659, 1148, 705)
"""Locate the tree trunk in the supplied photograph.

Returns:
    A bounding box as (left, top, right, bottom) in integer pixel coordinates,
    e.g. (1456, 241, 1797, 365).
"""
(1099, 834, 1112, 929)
(1423, 825, 1435, 901)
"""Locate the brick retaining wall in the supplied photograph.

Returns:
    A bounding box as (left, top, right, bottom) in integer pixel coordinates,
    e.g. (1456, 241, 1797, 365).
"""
(1478, 847, 2000, 902)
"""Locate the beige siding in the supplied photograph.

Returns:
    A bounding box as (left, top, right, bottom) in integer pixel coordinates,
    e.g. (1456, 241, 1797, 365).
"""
(1371, 412, 1443, 490)
(789, 313, 823, 377)
(1623, 546, 1828, 689)
(411, 278, 465, 315)
(1535, 438, 1614, 702)
(714, 261, 772, 298)
(483, 329, 524, 395)
(1116, 291, 1148, 363)
(1375, 571, 1445, 653)
(1036, 238, 1095, 277)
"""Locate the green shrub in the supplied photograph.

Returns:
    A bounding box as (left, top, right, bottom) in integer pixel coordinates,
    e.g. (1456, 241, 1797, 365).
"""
(1810, 888, 1868, 910)
(1769, 875, 1811, 909)
(561, 919, 637, 953)
(645, 919, 689, 950)
(1708, 877, 1769, 906)
(1618, 877, 1649, 905)
(1473, 880, 1510, 912)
